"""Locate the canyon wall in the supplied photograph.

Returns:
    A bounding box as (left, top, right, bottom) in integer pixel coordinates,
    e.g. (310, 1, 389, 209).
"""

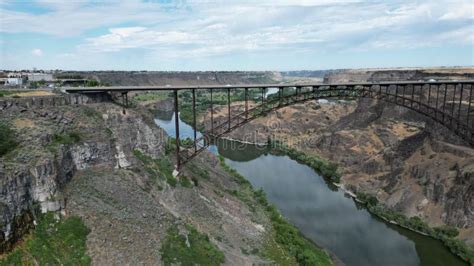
(59, 71, 279, 86)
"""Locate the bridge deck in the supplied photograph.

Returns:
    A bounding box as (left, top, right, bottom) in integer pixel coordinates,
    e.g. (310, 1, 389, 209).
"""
(65, 80, 474, 170)
(64, 80, 474, 92)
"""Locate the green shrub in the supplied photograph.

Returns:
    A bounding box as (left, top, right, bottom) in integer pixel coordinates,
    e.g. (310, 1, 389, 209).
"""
(356, 192, 378, 207)
(85, 79, 99, 87)
(132, 92, 170, 102)
(82, 107, 102, 121)
(270, 141, 341, 183)
(52, 132, 81, 145)
(160, 224, 225, 265)
(133, 149, 176, 187)
(442, 238, 474, 264)
(357, 191, 473, 264)
(0, 123, 18, 156)
(0, 213, 91, 265)
(185, 162, 210, 180)
(434, 226, 459, 238)
(179, 175, 193, 188)
(266, 201, 332, 266)
(166, 176, 177, 187)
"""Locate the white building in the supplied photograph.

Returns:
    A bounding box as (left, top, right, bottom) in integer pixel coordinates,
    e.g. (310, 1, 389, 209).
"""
(5, 78, 23, 86)
(27, 73, 53, 82)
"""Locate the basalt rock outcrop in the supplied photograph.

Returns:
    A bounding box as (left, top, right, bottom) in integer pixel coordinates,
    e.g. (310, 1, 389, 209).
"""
(213, 97, 473, 244)
(0, 102, 165, 252)
(323, 67, 474, 83)
(58, 71, 278, 86)
(0, 99, 290, 265)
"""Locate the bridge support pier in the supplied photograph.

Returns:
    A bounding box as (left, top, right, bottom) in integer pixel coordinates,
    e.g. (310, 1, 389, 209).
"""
(457, 84, 463, 130)
(192, 88, 197, 152)
(121, 91, 129, 114)
(245, 88, 249, 120)
(279, 87, 283, 107)
(174, 90, 181, 170)
(227, 88, 231, 130)
(210, 89, 214, 135)
(466, 84, 472, 130)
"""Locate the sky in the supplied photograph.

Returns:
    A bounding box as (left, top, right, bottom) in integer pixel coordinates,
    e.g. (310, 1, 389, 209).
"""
(0, 0, 473, 71)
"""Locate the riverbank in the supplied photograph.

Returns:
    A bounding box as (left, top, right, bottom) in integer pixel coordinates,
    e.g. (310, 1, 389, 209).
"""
(216, 155, 334, 265)
(213, 136, 465, 265)
(211, 132, 473, 264)
(147, 93, 473, 264)
(267, 141, 473, 264)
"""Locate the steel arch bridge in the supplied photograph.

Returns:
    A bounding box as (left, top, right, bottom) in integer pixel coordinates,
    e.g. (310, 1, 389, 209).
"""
(66, 80, 474, 169)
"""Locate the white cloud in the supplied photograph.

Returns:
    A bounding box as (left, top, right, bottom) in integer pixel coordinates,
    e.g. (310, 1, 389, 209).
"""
(73, 0, 473, 58)
(82, 27, 198, 52)
(439, 2, 474, 20)
(0, 1, 176, 36)
(2, 0, 474, 64)
(31, 48, 43, 56)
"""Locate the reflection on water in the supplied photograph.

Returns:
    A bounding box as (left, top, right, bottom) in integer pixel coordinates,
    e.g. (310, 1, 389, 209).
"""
(154, 111, 467, 266)
(154, 111, 216, 153)
(225, 152, 465, 266)
(216, 138, 268, 162)
(154, 110, 202, 140)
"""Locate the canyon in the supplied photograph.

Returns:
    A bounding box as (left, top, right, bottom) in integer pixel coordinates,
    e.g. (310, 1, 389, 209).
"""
(0, 67, 473, 265)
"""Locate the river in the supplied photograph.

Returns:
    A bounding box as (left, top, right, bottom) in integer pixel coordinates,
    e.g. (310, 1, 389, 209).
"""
(154, 110, 466, 266)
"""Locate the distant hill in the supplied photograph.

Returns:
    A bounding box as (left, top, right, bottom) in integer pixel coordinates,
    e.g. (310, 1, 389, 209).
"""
(322, 67, 474, 83)
(54, 67, 474, 86)
(55, 71, 279, 86)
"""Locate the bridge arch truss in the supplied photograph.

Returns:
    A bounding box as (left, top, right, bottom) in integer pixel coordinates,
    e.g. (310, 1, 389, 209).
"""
(177, 82, 473, 168)
(65, 81, 474, 169)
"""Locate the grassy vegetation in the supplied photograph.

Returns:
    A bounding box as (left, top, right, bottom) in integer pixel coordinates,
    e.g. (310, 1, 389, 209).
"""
(179, 175, 193, 188)
(0, 123, 18, 157)
(357, 192, 474, 264)
(133, 149, 181, 188)
(132, 91, 171, 103)
(260, 235, 299, 265)
(186, 162, 210, 180)
(0, 213, 91, 266)
(54, 73, 84, 79)
(0, 90, 22, 98)
(267, 140, 471, 264)
(82, 106, 103, 122)
(217, 155, 333, 265)
(84, 79, 102, 87)
(218, 155, 251, 186)
(270, 141, 341, 183)
(52, 132, 82, 145)
(160, 224, 225, 265)
(257, 191, 333, 266)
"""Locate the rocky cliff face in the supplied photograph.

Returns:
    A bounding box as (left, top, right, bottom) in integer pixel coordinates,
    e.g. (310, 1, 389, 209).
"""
(59, 71, 279, 86)
(323, 67, 474, 83)
(209, 97, 473, 244)
(0, 99, 291, 265)
(0, 102, 165, 252)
